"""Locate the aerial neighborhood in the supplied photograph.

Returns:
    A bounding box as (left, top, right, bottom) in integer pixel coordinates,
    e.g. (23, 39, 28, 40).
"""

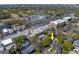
(0, 4, 79, 54)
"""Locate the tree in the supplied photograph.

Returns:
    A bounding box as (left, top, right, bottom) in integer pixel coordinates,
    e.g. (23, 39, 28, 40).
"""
(9, 35, 27, 54)
(62, 41, 73, 54)
(42, 36, 52, 47)
(75, 11, 79, 17)
(14, 35, 26, 44)
(14, 35, 28, 47)
(35, 48, 42, 54)
(9, 19, 24, 26)
(9, 48, 17, 54)
(0, 11, 11, 19)
(69, 32, 79, 39)
(57, 34, 64, 44)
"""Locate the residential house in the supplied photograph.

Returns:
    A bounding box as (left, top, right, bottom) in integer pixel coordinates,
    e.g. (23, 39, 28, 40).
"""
(2, 28, 13, 36)
(13, 25, 25, 31)
(1, 23, 13, 36)
(1, 38, 15, 50)
(21, 45, 35, 54)
(50, 19, 65, 29)
(21, 38, 35, 54)
(1, 38, 13, 46)
(63, 16, 72, 22)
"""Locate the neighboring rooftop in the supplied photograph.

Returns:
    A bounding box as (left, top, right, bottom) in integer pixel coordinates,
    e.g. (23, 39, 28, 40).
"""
(1, 38, 13, 46)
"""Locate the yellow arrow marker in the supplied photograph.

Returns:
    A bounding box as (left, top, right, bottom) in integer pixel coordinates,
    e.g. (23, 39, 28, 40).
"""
(51, 32, 54, 40)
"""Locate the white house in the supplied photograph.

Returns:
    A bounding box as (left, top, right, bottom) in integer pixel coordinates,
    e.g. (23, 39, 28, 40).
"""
(2, 28, 8, 33)
(50, 19, 65, 29)
(50, 19, 66, 25)
(1, 38, 16, 50)
(2, 28, 13, 36)
(63, 16, 72, 22)
(2, 28, 9, 36)
(1, 38, 13, 46)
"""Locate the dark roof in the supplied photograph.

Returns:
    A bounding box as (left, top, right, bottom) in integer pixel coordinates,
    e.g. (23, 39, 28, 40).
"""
(22, 41, 30, 49)
(21, 45, 35, 54)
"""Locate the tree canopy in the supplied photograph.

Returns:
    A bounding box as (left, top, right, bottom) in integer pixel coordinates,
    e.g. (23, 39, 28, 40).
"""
(62, 40, 73, 54)
(9, 35, 28, 54)
(57, 34, 64, 44)
(42, 35, 52, 47)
